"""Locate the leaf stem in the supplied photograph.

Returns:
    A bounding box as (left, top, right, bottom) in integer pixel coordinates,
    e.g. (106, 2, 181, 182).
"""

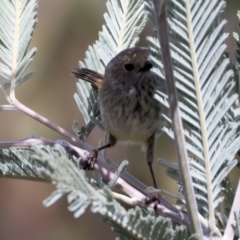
(116, 0, 129, 52)
(10, 0, 21, 100)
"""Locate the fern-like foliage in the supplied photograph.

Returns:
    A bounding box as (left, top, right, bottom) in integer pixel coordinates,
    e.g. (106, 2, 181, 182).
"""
(0, 0, 37, 88)
(0, 147, 49, 182)
(74, 0, 148, 139)
(158, 159, 237, 233)
(146, 0, 240, 225)
(33, 144, 196, 240)
(233, 10, 240, 97)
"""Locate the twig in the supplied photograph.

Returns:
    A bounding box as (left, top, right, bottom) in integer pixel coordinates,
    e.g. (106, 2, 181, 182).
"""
(111, 192, 140, 206)
(223, 179, 240, 240)
(12, 99, 83, 145)
(152, 0, 203, 238)
(0, 105, 18, 111)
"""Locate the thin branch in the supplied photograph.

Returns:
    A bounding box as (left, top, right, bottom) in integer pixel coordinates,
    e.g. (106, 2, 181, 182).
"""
(223, 179, 240, 240)
(12, 99, 84, 145)
(0, 105, 18, 111)
(111, 191, 144, 206)
(152, 0, 203, 238)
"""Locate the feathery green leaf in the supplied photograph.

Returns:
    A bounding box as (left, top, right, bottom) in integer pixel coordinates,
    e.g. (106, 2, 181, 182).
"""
(0, 0, 37, 88)
(0, 147, 49, 182)
(147, 0, 240, 225)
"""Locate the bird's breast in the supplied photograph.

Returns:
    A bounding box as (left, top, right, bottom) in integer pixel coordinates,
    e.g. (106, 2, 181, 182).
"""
(99, 80, 161, 144)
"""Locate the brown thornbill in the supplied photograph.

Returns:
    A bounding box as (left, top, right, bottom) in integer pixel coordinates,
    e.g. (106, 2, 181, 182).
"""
(72, 47, 163, 188)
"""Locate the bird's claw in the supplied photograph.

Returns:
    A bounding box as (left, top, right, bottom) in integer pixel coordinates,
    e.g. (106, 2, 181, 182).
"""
(82, 149, 98, 170)
(145, 194, 160, 212)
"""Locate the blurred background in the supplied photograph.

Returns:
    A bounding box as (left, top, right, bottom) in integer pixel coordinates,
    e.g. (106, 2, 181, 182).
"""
(0, 0, 239, 239)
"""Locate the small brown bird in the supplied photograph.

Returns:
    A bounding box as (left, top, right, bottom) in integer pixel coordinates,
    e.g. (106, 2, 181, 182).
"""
(72, 47, 162, 188)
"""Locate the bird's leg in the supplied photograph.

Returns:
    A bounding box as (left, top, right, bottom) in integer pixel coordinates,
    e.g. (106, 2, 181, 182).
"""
(82, 134, 117, 170)
(146, 134, 157, 189)
(98, 143, 112, 151)
(144, 134, 160, 209)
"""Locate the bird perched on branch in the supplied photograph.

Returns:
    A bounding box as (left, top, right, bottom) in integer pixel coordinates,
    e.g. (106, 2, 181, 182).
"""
(72, 47, 163, 188)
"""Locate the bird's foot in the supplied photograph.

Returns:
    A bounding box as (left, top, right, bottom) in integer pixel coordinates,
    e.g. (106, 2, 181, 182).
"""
(81, 149, 98, 170)
(145, 194, 160, 212)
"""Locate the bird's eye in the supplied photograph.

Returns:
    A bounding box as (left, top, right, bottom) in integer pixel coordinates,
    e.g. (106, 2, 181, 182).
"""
(124, 63, 134, 71)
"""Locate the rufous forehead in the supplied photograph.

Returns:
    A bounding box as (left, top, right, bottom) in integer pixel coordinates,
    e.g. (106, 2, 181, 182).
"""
(109, 48, 150, 67)
(123, 50, 148, 59)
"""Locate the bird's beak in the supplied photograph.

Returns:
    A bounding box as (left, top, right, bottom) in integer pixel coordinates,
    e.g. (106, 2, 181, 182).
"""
(138, 60, 153, 72)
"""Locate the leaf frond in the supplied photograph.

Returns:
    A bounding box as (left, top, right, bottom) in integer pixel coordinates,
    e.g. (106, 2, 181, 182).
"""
(233, 10, 240, 99)
(147, 0, 240, 223)
(0, 147, 48, 182)
(0, 0, 37, 88)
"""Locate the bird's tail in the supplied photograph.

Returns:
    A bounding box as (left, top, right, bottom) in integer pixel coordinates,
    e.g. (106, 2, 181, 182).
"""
(71, 68, 103, 88)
